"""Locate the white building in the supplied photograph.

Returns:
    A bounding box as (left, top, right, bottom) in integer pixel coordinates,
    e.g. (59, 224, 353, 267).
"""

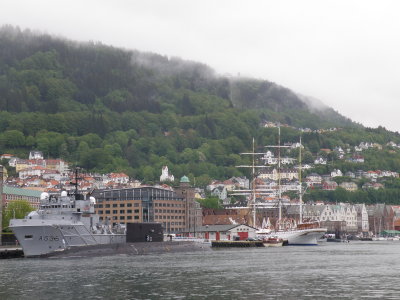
(259, 168, 298, 181)
(29, 150, 44, 160)
(196, 224, 257, 240)
(314, 157, 327, 165)
(19, 166, 48, 179)
(160, 166, 174, 182)
(331, 169, 343, 177)
(304, 203, 358, 232)
(354, 204, 369, 233)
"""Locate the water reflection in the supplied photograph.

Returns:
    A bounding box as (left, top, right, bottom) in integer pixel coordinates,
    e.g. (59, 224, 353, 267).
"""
(1, 242, 400, 299)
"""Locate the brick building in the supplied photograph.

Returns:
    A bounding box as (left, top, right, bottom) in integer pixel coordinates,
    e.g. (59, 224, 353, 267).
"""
(2, 185, 42, 209)
(92, 176, 202, 234)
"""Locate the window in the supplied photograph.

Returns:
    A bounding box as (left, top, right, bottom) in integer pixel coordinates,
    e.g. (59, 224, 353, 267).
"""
(134, 203, 139, 207)
(105, 210, 110, 214)
(120, 210, 125, 214)
(120, 203, 125, 207)
(113, 204, 118, 208)
(105, 204, 110, 208)
(127, 216, 132, 220)
(113, 210, 117, 214)
(127, 210, 132, 213)
(127, 203, 132, 207)
(97, 204, 103, 208)
(134, 209, 139, 213)
(98, 210, 103, 214)
(120, 216, 125, 220)
(134, 216, 139, 220)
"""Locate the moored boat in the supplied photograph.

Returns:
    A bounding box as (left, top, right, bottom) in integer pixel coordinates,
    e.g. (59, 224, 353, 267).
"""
(9, 170, 126, 257)
(263, 236, 284, 247)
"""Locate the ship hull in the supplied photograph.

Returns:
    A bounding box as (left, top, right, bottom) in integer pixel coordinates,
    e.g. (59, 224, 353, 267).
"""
(10, 220, 126, 257)
(267, 228, 327, 246)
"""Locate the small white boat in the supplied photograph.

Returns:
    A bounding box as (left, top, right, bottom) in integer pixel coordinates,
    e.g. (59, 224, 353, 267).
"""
(263, 236, 284, 247)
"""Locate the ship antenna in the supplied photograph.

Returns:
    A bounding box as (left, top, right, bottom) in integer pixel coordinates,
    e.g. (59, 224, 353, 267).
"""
(70, 167, 82, 195)
(75, 167, 79, 195)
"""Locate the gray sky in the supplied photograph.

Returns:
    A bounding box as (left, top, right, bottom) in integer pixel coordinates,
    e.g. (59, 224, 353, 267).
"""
(2, 0, 400, 131)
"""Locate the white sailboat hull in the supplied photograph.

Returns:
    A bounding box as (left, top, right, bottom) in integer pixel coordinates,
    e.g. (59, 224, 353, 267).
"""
(267, 228, 327, 245)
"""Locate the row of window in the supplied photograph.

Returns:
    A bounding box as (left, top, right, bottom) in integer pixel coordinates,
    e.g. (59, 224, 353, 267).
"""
(154, 209, 184, 214)
(96, 203, 140, 208)
(5, 195, 39, 203)
(98, 209, 141, 214)
(99, 216, 140, 221)
(155, 215, 184, 220)
(101, 197, 184, 201)
(96, 203, 186, 209)
(154, 203, 184, 208)
(114, 216, 140, 220)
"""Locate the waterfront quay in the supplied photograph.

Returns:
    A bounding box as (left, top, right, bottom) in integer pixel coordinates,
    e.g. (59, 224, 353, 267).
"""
(0, 246, 23, 259)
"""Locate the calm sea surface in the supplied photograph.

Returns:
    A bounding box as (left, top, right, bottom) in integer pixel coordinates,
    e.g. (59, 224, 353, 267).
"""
(1, 241, 400, 299)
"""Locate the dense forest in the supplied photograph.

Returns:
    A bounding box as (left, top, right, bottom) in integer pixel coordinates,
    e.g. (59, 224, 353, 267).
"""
(2, 25, 400, 196)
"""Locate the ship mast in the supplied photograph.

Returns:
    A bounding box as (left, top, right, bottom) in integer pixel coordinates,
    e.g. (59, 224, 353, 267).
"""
(235, 138, 266, 228)
(264, 125, 290, 231)
(251, 137, 256, 227)
(299, 136, 303, 224)
(278, 126, 282, 230)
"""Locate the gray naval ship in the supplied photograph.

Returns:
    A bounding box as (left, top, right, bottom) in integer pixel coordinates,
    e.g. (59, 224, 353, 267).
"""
(9, 190, 126, 257)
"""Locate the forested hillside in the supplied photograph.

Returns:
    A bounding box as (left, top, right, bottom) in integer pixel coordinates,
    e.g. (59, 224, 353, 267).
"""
(1, 25, 400, 186)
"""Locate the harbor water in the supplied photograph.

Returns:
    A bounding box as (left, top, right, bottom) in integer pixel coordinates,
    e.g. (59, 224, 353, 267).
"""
(1, 241, 400, 299)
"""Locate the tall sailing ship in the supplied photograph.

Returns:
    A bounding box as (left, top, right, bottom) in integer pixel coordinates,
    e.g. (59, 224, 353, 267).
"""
(235, 126, 326, 245)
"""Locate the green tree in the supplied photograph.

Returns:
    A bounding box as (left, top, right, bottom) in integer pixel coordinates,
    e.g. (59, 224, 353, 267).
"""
(1, 130, 25, 148)
(2, 200, 34, 230)
(198, 197, 222, 209)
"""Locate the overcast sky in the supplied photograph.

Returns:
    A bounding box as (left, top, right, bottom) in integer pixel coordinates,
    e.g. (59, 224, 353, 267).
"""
(2, 0, 400, 131)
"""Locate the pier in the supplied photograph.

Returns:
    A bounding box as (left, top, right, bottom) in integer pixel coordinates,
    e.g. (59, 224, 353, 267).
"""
(0, 247, 24, 259)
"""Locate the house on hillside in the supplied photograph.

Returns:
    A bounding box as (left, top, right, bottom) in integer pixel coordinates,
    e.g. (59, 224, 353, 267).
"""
(160, 166, 174, 182)
(211, 186, 228, 204)
(109, 172, 129, 184)
(314, 157, 327, 165)
(339, 182, 358, 192)
(346, 155, 365, 163)
(19, 166, 49, 179)
(258, 168, 298, 181)
(0, 154, 14, 160)
(305, 173, 322, 186)
(331, 169, 343, 177)
(29, 150, 44, 160)
(322, 181, 338, 191)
